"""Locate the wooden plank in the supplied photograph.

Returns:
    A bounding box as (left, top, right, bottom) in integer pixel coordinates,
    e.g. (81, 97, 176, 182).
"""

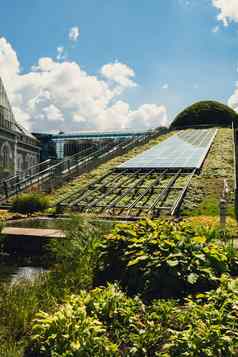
(2, 227, 65, 238)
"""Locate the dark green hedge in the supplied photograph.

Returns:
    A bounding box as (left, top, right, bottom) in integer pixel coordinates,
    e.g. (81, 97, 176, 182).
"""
(11, 193, 49, 214)
(171, 100, 238, 129)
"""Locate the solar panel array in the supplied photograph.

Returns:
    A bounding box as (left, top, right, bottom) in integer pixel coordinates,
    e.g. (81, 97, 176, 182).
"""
(119, 128, 217, 170)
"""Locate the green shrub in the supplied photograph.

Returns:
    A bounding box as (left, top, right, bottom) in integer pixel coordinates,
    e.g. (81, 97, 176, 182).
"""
(11, 193, 49, 214)
(98, 219, 237, 299)
(18, 283, 168, 356)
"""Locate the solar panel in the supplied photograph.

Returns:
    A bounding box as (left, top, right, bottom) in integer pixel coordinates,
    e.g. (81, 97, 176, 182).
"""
(119, 128, 217, 170)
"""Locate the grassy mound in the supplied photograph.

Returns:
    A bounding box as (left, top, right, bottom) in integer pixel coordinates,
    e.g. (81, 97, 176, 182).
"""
(171, 100, 238, 129)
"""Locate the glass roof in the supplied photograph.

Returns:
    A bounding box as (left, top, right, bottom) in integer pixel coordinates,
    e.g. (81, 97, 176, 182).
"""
(119, 128, 217, 170)
(52, 129, 150, 140)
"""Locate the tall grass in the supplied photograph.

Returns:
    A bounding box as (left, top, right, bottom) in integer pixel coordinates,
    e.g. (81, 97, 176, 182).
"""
(49, 216, 112, 292)
(0, 275, 57, 343)
(0, 341, 25, 357)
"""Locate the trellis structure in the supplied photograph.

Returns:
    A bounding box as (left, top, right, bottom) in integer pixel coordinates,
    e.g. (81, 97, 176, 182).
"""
(59, 168, 195, 218)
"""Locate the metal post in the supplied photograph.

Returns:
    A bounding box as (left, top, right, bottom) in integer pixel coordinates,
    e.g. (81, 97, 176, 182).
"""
(56, 140, 64, 159)
(232, 124, 238, 220)
(3, 181, 8, 199)
(14, 136, 17, 176)
(220, 198, 227, 226)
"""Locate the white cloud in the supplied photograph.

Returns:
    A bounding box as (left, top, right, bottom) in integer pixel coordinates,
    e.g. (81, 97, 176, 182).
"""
(69, 26, 80, 42)
(56, 46, 65, 61)
(43, 104, 64, 121)
(162, 83, 169, 89)
(178, 0, 190, 6)
(38, 57, 56, 71)
(95, 101, 167, 130)
(0, 37, 20, 83)
(0, 37, 168, 133)
(212, 0, 238, 26)
(101, 62, 137, 88)
(228, 85, 238, 111)
(128, 104, 167, 129)
(212, 25, 220, 32)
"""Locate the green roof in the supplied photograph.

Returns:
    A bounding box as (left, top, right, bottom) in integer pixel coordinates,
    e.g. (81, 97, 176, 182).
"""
(171, 100, 238, 130)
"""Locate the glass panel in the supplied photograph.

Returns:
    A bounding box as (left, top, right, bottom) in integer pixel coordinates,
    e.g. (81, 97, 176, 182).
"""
(119, 129, 217, 170)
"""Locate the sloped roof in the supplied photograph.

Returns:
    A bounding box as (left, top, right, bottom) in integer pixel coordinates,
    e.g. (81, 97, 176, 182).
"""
(0, 77, 38, 142)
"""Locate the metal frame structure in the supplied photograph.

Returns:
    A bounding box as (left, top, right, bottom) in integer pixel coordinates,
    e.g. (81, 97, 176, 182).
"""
(59, 168, 196, 219)
(52, 129, 153, 159)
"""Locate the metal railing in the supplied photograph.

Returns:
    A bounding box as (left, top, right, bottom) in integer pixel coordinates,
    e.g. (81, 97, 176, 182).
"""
(0, 144, 110, 200)
(0, 127, 167, 202)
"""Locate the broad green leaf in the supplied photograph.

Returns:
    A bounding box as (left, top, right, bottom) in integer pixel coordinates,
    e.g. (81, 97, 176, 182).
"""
(193, 236, 206, 245)
(127, 255, 148, 266)
(167, 259, 179, 267)
(187, 273, 199, 284)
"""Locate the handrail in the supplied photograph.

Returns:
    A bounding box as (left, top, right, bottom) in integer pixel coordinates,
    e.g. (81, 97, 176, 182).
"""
(4, 159, 53, 185)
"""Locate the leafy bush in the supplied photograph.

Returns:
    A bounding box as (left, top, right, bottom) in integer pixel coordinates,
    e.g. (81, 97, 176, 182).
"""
(25, 284, 141, 357)
(99, 219, 237, 299)
(11, 193, 49, 214)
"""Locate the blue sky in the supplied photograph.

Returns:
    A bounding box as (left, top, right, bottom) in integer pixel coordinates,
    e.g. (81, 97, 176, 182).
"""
(0, 0, 238, 132)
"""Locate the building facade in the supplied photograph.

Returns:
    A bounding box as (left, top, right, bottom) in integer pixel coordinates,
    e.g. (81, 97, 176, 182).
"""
(0, 77, 40, 179)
